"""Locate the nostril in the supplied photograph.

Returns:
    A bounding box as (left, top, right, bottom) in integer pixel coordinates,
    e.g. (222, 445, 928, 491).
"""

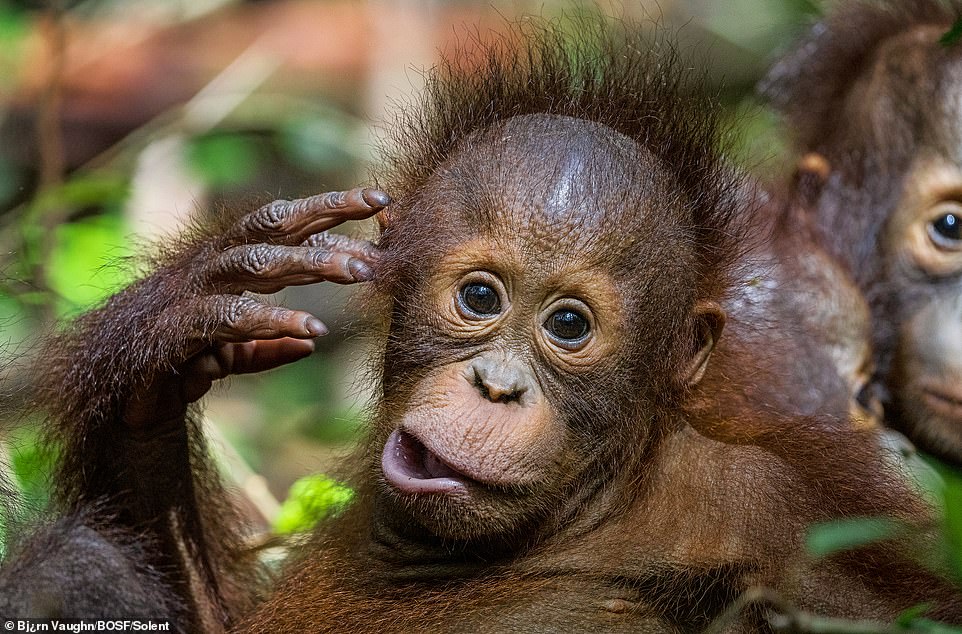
(499, 385, 526, 404)
(472, 368, 493, 401)
(490, 387, 523, 404)
(470, 366, 526, 404)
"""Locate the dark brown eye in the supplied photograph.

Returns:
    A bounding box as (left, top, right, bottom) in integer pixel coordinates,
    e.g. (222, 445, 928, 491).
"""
(931, 212, 962, 246)
(459, 282, 501, 316)
(544, 309, 589, 342)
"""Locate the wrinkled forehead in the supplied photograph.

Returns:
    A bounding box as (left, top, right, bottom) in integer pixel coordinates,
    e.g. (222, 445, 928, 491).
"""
(431, 114, 669, 259)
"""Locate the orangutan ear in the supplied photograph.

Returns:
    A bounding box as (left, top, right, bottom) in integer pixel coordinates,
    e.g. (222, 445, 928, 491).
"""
(682, 301, 726, 387)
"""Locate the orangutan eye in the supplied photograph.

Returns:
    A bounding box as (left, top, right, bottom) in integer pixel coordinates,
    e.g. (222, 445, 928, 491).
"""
(854, 379, 885, 421)
(459, 282, 501, 317)
(929, 211, 962, 247)
(544, 309, 590, 342)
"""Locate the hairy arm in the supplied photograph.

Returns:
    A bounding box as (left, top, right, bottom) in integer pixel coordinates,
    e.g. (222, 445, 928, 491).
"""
(24, 188, 388, 629)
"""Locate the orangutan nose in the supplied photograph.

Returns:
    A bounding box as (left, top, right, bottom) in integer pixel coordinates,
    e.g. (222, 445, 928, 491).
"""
(468, 355, 531, 404)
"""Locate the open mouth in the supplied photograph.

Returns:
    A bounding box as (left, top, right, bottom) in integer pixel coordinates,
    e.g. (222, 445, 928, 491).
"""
(381, 429, 470, 495)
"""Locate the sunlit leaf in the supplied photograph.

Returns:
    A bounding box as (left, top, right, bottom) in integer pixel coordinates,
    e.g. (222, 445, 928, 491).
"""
(8, 425, 56, 509)
(806, 517, 904, 558)
(48, 211, 134, 315)
(273, 474, 354, 534)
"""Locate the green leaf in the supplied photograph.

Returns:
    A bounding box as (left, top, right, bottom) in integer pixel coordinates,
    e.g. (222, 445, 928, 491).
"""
(0, 3, 27, 39)
(903, 618, 962, 633)
(31, 172, 129, 216)
(273, 474, 354, 535)
(896, 604, 932, 627)
(944, 477, 962, 580)
(920, 454, 962, 581)
(185, 133, 260, 187)
(0, 4, 29, 91)
(806, 517, 903, 558)
(9, 425, 56, 508)
(47, 211, 135, 315)
(941, 18, 962, 46)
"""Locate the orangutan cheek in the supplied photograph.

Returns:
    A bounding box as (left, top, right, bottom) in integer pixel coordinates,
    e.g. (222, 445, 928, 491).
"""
(401, 362, 564, 487)
(895, 295, 962, 423)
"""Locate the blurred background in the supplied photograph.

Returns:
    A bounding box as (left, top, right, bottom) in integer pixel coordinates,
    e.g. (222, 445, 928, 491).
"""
(0, 0, 817, 535)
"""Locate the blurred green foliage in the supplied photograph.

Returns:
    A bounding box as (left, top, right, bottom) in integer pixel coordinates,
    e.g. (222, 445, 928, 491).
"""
(279, 114, 360, 173)
(0, 2, 29, 93)
(0, 170, 133, 323)
(701, 0, 818, 55)
(0, 0, 373, 531)
(2, 5, 962, 632)
(8, 424, 53, 509)
(273, 473, 354, 535)
(926, 457, 962, 584)
(802, 455, 962, 632)
(186, 133, 263, 188)
(806, 517, 907, 559)
(47, 209, 134, 315)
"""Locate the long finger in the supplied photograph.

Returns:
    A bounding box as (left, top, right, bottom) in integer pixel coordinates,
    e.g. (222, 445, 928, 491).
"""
(182, 339, 315, 402)
(157, 295, 327, 361)
(302, 232, 380, 262)
(226, 188, 390, 246)
(204, 244, 374, 294)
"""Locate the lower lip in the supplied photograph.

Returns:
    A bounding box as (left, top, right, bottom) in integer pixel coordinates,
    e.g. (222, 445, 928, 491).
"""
(920, 386, 962, 419)
(381, 429, 468, 495)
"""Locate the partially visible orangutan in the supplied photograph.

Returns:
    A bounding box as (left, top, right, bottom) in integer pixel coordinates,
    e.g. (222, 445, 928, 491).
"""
(688, 187, 881, 444)
(1, 18, 959, 633)
(1, 188, 388, 630)
(762, 0, 962, 465)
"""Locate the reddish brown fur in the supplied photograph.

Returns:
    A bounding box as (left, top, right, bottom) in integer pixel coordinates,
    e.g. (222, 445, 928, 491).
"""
(3, 15, 961, 634)
(241, 19, 961, 633)
(762, 1, 962, 464)
(761, 0, 962, 287)
(691, 189, 877, 440)
(16, 210, 281, 631)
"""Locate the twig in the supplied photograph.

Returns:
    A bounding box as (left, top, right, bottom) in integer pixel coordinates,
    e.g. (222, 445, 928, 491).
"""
(705, 586, 922, 634)
(202, 414, 280, 524)
(704, 586, 793, 634)
(0, 30, 283, 308)
(32, 2, 68, 323)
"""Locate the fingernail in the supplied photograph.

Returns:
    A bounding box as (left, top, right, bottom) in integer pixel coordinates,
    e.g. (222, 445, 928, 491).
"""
(305, 317, 328, 336)
(362, 189, 392, 208)
(348, 258, 374, 282)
